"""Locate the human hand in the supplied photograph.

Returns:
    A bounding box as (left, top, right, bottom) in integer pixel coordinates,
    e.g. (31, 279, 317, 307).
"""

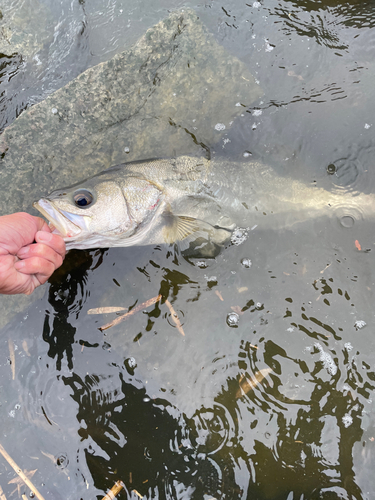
(0, 212, 66, 295)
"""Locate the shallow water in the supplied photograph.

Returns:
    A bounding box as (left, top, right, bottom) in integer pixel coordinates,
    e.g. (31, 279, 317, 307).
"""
(1, 1, 375, 499)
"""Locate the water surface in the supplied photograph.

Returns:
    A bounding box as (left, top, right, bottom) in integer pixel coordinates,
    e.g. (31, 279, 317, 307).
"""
(1, 1, 375, 499)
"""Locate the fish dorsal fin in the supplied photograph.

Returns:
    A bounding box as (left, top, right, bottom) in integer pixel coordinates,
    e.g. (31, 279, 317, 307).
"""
(161, 212, 232, 251)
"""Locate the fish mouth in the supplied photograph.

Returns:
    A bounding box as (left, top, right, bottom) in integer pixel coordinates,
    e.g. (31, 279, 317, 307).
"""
(33, 198, 89, 239)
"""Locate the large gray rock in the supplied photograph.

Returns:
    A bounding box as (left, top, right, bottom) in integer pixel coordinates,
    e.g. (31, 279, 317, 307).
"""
(0, 8, 262, 218)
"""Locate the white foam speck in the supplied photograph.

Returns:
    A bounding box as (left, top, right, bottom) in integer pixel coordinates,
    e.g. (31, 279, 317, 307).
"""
(231, 227, 249, 246)
(287, 327, 294, 332)
(342, 414, 353, 428)
(215, 123, 226, 131)
(265, 40, 274, 52)
(227, 312, 240, 327)
(354, 320, 366, 330)
(253, 1, 261, 7)
(314, 342, 337, 376)
(344, 342, 353, 352)
(364, 123, 372, 129)
(240, 258, 252, 268)
(253, 109, 262, 116)
(51, 108, 58, 114)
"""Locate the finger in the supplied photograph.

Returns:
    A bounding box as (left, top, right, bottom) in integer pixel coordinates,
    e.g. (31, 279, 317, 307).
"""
(12, 213, 51, 236)
(35, 231, 66, 259)
(14, 256, 56, 279)
(32, 215, 52, 233)
(17, 242, 64, 269)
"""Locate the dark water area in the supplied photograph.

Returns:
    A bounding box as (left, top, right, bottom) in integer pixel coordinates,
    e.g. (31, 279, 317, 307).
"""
(1, 1, 375, 499)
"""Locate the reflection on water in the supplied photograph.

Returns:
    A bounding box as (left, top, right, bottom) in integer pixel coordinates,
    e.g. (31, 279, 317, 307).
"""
(42, 250, 99, 370)
(1, 217, 375, 498)
(1, 0, 375, 499)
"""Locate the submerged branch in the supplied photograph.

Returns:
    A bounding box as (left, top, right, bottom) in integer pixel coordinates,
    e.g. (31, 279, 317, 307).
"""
(236, 368, 272, 399)
(88, 307, 127, 315)
(0, 484, 7, 500)
(165, 300, 185, 336)
(101, 480, 125, 500)
(0, 443, 46, 500)
(99, 295, 162, 331)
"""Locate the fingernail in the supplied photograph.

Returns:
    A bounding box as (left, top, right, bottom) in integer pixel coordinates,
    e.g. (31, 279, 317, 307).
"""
(14, 260, 25, 270)
(37, 231, 53, 242)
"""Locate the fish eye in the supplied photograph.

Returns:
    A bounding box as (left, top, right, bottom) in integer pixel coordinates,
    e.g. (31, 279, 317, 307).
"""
(73, 189, 94, 208)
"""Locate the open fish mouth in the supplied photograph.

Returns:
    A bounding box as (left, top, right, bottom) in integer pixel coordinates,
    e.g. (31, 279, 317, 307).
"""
(33, 198, 87, 239)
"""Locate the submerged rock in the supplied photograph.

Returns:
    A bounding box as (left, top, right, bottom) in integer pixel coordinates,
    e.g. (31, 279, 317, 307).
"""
(0, 8, 262, 218)
(0, 0, 52, 58)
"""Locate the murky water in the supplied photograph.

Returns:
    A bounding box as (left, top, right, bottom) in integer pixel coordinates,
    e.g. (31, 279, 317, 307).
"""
(1, 0, 375, 499)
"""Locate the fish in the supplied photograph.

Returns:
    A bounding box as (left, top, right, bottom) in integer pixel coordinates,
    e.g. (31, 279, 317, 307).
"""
(33, 155, 375, 251)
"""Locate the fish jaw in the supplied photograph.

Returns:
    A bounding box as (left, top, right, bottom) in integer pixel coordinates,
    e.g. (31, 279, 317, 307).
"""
(33, 198, 90, 239)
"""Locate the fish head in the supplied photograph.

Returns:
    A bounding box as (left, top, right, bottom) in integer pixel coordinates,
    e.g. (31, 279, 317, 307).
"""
(33, 170, 163, 249)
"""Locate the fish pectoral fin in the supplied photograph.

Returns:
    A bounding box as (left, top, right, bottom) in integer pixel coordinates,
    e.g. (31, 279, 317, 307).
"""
(162, 213, 232, 250)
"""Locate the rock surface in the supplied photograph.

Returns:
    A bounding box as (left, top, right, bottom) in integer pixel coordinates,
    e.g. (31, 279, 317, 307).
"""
(0, 8, 262, 218)
(0, 0, 51, 58)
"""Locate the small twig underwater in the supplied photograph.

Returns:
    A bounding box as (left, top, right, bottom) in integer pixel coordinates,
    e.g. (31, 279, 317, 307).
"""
(0, 443, 46, 500)
(101, 480, 125, 500)
(88, 307, 127, 315)
(236, 368, 272, 399)
(99, 295, 162, 331)
(0, 484, 7, 500)
(165, 300, 185, 336)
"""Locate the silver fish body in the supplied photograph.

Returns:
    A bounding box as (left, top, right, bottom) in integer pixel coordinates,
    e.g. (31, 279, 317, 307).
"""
(33, 156, 375, 251)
